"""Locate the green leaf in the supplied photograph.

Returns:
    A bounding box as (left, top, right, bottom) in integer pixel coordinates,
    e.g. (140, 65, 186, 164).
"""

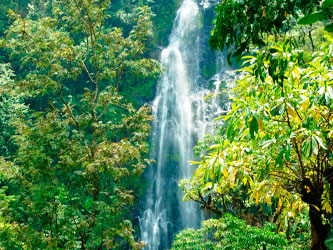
(302, 139, 312, 158)
(285, 143, 291, 161)
(311, 136, 319, 155)
(297, 12, 325, 25)
(249, 116, 258, 139)
(324, 23, 333, 32)
(261, 139, 276, 149)
(328, 87, 333, 99)
(189, 161, 202, 165)
(226, 121, 234, 141)
(83, 197, 94, 210)
(210, 157, 218, 181)
(314, 135, 327, 150)
(207, 144, 222, 150)
(275, 150, 284, 167)
(323, 201, 332, 213)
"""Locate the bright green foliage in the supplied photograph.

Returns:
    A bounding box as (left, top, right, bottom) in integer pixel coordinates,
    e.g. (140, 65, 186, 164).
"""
(0, 0, 160, 249)
(182, 34, 333, 248)
(186, 1, 333, 247)
(171, 213, 294, 250)
(209, 0, 321, 60)
(0, 100, 152, 250)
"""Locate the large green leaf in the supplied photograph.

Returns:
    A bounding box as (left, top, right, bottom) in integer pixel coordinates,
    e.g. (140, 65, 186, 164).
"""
(314, 135, 327, 150)
(249, 116, 258, 139)
(311, 136, 319, 155)
(297, 12, 325, 25)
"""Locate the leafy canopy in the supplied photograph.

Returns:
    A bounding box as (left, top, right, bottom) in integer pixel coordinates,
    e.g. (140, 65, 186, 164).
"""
(181, 33, 333, 249)
(209, 0, 324, 60)
(0, 0, 160, 249)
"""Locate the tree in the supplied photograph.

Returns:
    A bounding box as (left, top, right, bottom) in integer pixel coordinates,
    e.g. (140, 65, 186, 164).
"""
(209, 0, 324, 61)
(180, 1, 333, 249)
(182, 35, 333, 249)
(0, 0, 160, 249)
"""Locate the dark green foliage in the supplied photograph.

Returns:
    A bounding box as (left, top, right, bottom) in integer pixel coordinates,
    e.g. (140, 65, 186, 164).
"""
(0, 1, 26, 36)
(209, 0, 321, 60)
(0, 95, 17, 157)
(298, 0, 333, 32)
(151, 0, 180, 46)
(108, 0, 180, 46)
(326, 229, 333, 249)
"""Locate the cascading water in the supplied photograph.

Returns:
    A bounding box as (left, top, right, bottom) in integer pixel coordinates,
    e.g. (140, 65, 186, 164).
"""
(139, 0, 234, 249)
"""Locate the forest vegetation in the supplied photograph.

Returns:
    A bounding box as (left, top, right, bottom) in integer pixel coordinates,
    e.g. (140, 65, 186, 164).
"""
(0, 0, 332, 250)
(177, 0, 333, 250)
(0, 0, 171, 249)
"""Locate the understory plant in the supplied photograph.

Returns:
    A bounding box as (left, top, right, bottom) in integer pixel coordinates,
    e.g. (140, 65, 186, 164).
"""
(170, 213, 308, 250)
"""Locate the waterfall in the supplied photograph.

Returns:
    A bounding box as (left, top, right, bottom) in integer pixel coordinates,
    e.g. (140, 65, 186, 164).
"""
(139, 0, 234, 249)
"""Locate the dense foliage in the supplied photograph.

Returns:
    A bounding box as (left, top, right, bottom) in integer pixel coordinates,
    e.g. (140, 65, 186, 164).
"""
(209, 0, 333, 61)
(171, 213, 305, 250)
(179, 1, 333, 250)
(182, 34, 333, 249)
(1, 0, 332, 249)
(0, 0, 161, 249)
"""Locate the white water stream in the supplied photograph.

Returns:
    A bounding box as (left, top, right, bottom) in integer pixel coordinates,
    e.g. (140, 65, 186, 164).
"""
(139, 1, 234, 249)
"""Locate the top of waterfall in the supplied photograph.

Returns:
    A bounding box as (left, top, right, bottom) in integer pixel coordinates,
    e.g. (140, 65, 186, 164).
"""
(177, 0, 199, 22)
(171, 0, 199, 41)
(199, 0, 211, 9)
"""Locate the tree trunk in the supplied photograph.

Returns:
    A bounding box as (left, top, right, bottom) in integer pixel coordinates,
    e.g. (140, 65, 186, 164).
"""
(309, 205, 330, 250)
(300, 179, 330, 250)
